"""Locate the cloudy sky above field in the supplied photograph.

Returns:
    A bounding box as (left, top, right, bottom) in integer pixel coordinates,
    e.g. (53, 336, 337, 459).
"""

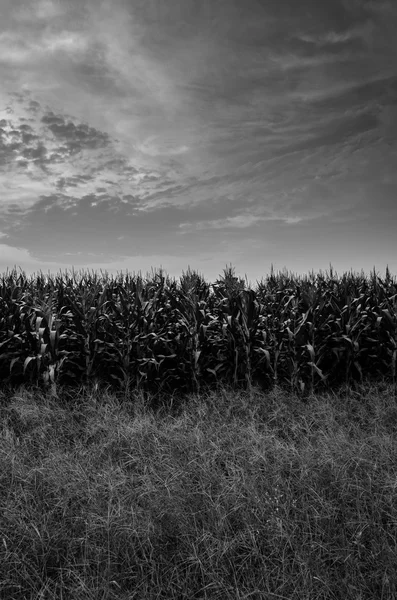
(0, 0, 396, 285)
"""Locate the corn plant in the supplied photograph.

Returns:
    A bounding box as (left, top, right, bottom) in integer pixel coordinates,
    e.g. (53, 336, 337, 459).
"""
(1, 264, 397, 400)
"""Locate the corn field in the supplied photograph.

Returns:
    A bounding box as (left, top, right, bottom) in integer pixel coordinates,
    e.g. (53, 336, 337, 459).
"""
(0, 264, 396, 399)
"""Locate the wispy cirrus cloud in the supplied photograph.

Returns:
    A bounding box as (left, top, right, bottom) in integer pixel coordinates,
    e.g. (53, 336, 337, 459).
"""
(0, 0, 396, 281)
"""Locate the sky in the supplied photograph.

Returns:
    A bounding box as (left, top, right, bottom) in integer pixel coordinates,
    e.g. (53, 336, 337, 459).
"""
(0, 0, 396, 286)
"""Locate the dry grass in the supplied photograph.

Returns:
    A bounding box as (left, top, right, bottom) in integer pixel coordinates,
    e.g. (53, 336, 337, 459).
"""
(0, 380, 396, 599)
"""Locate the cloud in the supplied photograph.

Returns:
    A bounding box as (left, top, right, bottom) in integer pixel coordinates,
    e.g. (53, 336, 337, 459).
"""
(135, 136, 190, 157)
(0, 32, 38, 66)
(41, 110, 111, 154)
(0, 0, 396, 279)
(0, 118, 48, 171)
(179, 214, 264, 232)
(296, 23, 371, 47)
(0, 93, 187, 229)
(56, 174, 94, 190)
(43, 31, 90, 54)
(378, 104, 397, 140)
(365, 1, 396, 15)
(15, 0, 67, 22)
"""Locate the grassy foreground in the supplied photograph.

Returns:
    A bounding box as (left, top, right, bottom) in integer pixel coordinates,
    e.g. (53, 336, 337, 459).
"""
(0, 381, 396, 599)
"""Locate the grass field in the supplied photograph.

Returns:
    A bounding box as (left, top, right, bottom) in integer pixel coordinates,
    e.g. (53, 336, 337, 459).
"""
(1, 379, 396, 599)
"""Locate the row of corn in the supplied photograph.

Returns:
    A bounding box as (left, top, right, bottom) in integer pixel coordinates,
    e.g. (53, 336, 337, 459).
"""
(0, 265, 396, 398)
